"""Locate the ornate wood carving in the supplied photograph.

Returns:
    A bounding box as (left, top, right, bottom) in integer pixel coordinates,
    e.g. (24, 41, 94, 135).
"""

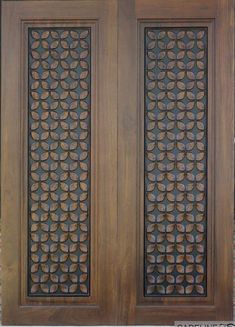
(28, 28, 91, 296)
(144, 28, 207, 296)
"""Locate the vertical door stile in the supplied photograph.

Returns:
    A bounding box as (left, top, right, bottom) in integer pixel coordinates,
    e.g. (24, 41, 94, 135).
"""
(117, 0, 138, 324)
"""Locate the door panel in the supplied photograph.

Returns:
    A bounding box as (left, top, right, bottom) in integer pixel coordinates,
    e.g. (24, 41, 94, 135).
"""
(27, 26, 92, 299)
(139, 20, 214, 305)
(1, 0, 118, 325)
(143, 24, 210, 299)
(118, 0, 234, 324)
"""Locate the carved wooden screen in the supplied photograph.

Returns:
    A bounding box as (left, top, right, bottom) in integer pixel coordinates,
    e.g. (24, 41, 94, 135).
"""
(28, 27, 91, 297)
(144, 27, 208, 297)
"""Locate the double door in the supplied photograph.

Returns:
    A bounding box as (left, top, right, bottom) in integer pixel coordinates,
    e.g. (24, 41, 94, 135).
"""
(1, 0, 234, 324)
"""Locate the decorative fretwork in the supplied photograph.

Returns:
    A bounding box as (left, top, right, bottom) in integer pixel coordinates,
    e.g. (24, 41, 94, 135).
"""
(144, 28, 207, 296)
(28, 28, 91, 296)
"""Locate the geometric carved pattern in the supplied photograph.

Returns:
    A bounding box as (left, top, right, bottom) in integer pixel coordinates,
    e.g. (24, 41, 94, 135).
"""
(28, 28, 91, 296)
(144, 28, 207, 296)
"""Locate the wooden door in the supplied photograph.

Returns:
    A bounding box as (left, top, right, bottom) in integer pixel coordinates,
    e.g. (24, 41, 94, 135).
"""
(117, 0, 234, 324)
(1, 0, 234, 325)
(1, 0, 118, 325)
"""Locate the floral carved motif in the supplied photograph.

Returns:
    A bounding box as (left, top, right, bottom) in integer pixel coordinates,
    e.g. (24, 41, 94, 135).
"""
(28, 28, 91, 296)
(144, 28, 207, 296)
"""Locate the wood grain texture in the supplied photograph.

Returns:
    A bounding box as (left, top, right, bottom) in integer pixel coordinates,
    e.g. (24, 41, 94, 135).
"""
(117, 0, 137, 324)
(1, 0, 118, 324)
(213, 0, 234, 320)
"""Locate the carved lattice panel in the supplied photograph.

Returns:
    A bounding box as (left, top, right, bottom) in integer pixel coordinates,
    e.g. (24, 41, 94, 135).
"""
(28, 28, 91, 296)
(144, 27, 207, 296)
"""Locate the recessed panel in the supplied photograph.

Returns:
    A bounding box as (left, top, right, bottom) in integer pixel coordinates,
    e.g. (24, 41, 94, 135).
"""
(28, 27, 91, 296)
(144, 27, 207, 297)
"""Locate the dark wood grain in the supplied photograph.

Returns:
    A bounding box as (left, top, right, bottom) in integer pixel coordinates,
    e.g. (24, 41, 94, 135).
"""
(213, 0, 234, 320)
(117, 0, 137, 324)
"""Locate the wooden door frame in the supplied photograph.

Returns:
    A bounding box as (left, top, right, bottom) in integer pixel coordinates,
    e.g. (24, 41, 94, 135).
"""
(117, 0, 234, 324)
